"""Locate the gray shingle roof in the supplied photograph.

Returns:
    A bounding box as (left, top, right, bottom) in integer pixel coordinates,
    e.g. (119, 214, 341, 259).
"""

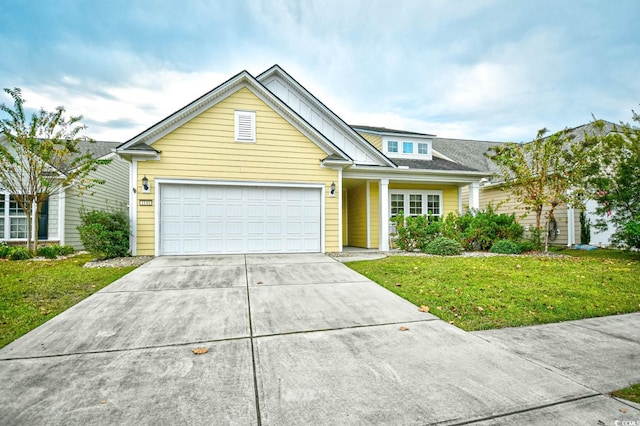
(76, 140, 120, 158)
(432, 138, 505, 174)
(393, 157, 482, 172)
(351, 125, 436, 137)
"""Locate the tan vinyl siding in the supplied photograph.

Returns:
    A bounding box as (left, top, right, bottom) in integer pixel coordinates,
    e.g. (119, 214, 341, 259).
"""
(358, 132, 383, 151)
(479, 186, 571, 246)
(136, 87, 339, 255)
(346, 183, 367, 248)
(460, 184, 471, 212)
(64, 155, 130, 249)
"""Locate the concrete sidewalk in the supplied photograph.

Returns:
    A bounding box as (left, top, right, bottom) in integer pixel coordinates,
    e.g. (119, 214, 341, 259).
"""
(0, 254, 638, 425)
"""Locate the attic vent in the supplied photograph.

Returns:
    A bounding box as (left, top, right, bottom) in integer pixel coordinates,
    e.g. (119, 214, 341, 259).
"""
(235, 110, 256, 142)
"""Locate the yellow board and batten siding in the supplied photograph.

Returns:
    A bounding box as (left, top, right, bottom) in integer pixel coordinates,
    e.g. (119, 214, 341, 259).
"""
(359, 132, 383, 151)
(135, 87, 339, 255)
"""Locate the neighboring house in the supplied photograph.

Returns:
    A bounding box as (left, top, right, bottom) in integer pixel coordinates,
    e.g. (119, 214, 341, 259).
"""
(432, 122, 618, 247)
(116, 65, 488, 256)
(0, 139, 129, 249)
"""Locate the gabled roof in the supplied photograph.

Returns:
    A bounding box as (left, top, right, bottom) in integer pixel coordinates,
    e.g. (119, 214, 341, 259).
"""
(351, 125, 436, 138)
(257, 65, 396, 168)
(117, 69, 351, 163)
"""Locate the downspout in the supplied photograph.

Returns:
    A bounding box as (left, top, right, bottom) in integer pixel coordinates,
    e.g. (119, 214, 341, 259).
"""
(567, 206, 575, 247)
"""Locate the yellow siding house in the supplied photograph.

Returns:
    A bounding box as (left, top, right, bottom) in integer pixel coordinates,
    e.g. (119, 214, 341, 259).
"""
(117, 66, 487, 255)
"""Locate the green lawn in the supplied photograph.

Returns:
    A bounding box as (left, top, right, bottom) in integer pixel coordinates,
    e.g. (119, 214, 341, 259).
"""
(0, 254, 137, 348)
(613, 384, 640, 404)
(346, 251, 640, 331)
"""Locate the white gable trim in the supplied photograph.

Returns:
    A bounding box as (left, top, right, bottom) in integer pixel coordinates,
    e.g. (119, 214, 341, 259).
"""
(257, 66, 396, 168)
(117, 72, 351, 163)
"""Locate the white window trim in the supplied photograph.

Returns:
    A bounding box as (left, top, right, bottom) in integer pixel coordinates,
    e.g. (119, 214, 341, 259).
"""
(382, 136, 432, 160)
(235, 110, 256, 142)
(0, 191, 30, 241)
(389, 190, 443, 218)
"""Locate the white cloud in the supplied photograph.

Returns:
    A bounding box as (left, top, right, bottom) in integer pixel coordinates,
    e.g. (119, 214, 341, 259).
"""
(18, 69, 229, 141)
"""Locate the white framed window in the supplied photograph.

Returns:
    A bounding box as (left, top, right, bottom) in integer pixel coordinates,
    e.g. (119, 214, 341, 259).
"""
(390, 193, 404, 217)
(0, 194, 29, 240)
(389, 190, 443, 219)
(235, 110, 256, 142)
(9, 196, 28, 239)
(382, 136, 433, 160)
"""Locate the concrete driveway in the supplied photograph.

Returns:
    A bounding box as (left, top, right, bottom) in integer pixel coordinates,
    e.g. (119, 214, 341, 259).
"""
(0, 254, 638, 425)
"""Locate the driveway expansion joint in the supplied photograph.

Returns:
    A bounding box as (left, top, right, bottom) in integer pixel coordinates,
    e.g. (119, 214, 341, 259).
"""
(252, 317, 440, 339)
(244, 255, 263, 426)
(0, 336, 252, 361)
(445, 394, 603, 426)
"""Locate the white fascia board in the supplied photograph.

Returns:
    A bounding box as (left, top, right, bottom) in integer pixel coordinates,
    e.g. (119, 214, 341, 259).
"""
(344, 166, 488, 184)
(258, 66, 394, 168)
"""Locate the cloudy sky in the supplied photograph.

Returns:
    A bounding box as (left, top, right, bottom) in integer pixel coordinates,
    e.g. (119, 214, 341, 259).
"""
(1, 0, 638, 143)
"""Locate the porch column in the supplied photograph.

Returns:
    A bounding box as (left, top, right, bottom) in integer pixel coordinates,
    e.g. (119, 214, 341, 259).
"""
(379, 178, 389, 251)
(469, 182, 480, 210)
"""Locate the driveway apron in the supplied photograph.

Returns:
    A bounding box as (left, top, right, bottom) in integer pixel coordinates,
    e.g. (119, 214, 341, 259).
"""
(0, 254, 637, 425)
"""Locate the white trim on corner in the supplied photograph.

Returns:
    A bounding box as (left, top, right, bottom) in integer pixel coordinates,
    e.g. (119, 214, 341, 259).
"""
(130, 159, 138, 256)
(366, 181, 371, 248)
(337, 168, 343, 252)
(154, 178, 161, 256)
(379, 178, 390, 251)
(153, 178, 327, 255)
(58, 189, 66, 245)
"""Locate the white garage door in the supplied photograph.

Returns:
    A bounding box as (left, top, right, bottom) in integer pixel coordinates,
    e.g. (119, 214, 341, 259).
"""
(160, 184, 321, 255)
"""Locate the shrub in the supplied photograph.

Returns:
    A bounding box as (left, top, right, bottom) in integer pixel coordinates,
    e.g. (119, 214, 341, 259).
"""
(58, 245, 75, 256)
(8, 247, 33, 260)
(440, 212, 462, 241)
(78, 210, 130, 259)
(391, 213, 441, 251)
(580, 211, 591, 245)
(424, 236, 463, 256)
(37, 244, 75, 259)
(490, 239, 522, 254)
(37, 246, 58, 259)
(622, 218, 640, 250)
(516, 239, 536, 253)
(453, 205, 524, 251)
(0, 241, 9, 258)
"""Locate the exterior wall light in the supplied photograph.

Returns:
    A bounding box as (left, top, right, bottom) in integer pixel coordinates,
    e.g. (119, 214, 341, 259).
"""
(142, 176, 150, 193)
(329, 182, 336, 197)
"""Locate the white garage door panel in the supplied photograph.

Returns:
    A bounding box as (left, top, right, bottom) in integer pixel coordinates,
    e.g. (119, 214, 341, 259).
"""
(160, 184, 321, 255)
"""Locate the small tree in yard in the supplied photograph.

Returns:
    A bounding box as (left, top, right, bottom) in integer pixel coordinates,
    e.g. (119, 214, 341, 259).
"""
(0, 88, 110, 253)
(585, 111, 640, 250)
(487, 127, 596, 251)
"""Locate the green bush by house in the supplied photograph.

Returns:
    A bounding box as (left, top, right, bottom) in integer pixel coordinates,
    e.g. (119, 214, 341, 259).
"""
(77, 210, 130, 259)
